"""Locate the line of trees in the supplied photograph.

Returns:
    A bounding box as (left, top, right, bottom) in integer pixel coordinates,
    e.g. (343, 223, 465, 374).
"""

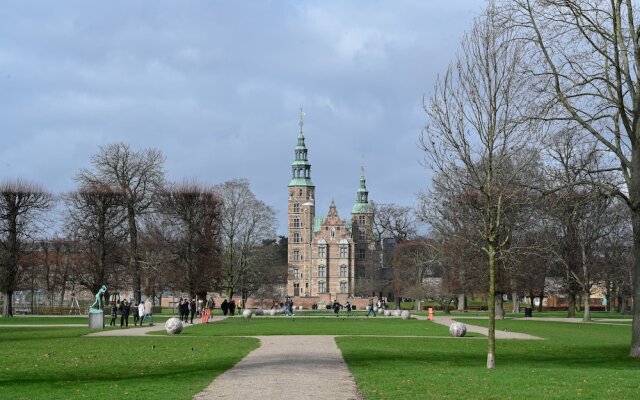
(0, 143, 283, 316)
(411, 0, 640, 368)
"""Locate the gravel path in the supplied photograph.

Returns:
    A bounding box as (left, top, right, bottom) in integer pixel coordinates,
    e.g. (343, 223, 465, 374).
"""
(193, 335, 363, 400)
(425, 316, 542, 340)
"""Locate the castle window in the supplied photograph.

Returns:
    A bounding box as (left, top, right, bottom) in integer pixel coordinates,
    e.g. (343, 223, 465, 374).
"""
(292, 217, 301, 228)
(340, 281, 347, 293)
(358, 248, 365, 260)
(340, 265, 348, 277)
(318, 245, 326, 258)
(340, 245, 348, 258)
(318, 265, 326, 277)
(359, 215, 366, 225)
(293, 250, 301, 261)
(293, 203, 300, 213)
(318, 281, 326, 293)
(298, 189, 302, 196)
(293, 268, 300, 279)
(293, 232, 301, 243)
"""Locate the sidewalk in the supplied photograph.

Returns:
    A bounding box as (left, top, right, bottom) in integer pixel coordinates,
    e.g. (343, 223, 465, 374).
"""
(193, 335, 363, 400)
(422, 315, 542, 340)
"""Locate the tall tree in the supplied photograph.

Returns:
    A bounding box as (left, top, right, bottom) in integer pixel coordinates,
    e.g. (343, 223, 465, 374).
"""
(0, 181, 53, 317)
(63, 184, 126, 294)
(214, 179, 277, 300)
(420, 2, 538, 368)
(78, 143, 165, 303)
(152, 181, 222, 300)
(514, 0, 640, 356)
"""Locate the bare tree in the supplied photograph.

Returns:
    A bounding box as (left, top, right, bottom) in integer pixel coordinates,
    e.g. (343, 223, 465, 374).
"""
(0, 180, 53, 317)
(78, 143, 165, 303)
(63, 184, 127, 295)
(151, 181, 222, 300)
(214, 179, 277, 300)
(514, 0, 640, 356)
(420, 2, 538, 368)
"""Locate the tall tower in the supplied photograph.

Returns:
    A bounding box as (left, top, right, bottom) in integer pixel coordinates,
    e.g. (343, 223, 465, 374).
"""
(287, 111, 315, 297)
(352, 166, 374, 295)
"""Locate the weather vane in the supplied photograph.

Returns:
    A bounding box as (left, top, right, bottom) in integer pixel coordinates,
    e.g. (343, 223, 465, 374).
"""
(299, 108, 306, 132)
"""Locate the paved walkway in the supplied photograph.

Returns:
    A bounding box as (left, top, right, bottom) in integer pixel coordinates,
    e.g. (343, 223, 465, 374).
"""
(425, 316, 542, 340)
(193, 335, 363, 400)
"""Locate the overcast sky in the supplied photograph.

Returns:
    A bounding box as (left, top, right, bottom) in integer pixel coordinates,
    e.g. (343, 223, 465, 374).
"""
(1, 0, 487, 235)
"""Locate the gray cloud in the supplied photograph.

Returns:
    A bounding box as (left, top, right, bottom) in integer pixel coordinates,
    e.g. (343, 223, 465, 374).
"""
(0, 0, 486, 234)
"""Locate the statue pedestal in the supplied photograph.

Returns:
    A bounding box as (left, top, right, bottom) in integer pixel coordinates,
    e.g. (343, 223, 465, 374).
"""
(88, 310, 104, 329)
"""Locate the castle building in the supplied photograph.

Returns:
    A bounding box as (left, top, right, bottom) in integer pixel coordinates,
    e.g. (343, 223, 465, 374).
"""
(286, 118, 377, 302)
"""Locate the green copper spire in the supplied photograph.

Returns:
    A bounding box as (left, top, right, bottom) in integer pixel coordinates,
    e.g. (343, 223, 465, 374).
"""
(289, 109, 314, 187)
(352, 164, 371, 214)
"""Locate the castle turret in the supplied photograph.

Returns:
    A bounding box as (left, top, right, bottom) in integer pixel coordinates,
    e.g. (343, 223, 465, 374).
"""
(287, 111, 315, 297)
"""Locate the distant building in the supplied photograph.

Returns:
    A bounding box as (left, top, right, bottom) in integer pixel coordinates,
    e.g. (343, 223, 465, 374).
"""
(286, 119, 378, 302)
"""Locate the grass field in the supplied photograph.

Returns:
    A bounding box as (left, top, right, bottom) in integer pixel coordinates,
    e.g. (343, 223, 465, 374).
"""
(338, 319, 640, 399)
(2, 315, 639, 399)
(151, 316, 458, 337)
(0, 327, 259, 400)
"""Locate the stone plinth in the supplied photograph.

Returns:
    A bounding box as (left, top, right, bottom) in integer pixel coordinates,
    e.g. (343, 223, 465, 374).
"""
(88, 311, 104, 329)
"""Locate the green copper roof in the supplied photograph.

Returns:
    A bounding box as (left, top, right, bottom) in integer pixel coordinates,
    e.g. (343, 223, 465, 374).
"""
(289, 177, 314, 186)
(352, 202, 372, 214)
(290, 129, 313, 187)
(352, 169, 371, 214)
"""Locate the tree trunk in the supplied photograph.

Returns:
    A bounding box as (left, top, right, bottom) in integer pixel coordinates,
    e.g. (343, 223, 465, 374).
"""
(630, 209, 640, 357)
(487, 241, 496, 369)
(582, 289, 591, 322)
(512, 292, 520, 314)
(567, 293, 576, 318)
(458, 294, 467, 311)
(536, 291, 544, 312)
(495, 294, 505, 320)
(2, 290, 13, 317)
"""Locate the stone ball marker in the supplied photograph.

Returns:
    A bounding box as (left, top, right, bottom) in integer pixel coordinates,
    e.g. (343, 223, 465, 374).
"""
(269, 309, 277, 316)
(165, 317, 183, 335)
(392, 309, 402, 317)
(401, 310, 411, 319)
(384, 310, 392, 317)
(242, 309, 253, 319)
(449, 322, 467, 337)
(255, 309, 264, 316)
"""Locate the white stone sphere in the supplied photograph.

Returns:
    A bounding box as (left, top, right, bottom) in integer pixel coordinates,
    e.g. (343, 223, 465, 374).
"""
(269, 309, 277, 316)
(165, 317, 183, 335)
(393, 309, 402, 317)
(298, 305, 303, 310)
(449, 322, 467, 337)
(384, 310, 392, 317)
(242, 309, 253, 318)
(255, 309, 264, 316)
(401, 310, 411, 319)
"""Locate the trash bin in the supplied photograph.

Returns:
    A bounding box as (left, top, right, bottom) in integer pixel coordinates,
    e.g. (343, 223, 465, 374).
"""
(524, 308, 532, 318)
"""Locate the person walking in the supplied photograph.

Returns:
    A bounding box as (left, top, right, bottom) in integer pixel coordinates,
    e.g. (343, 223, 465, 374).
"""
(367, 298, 377, 317)
(138, 301, 145, 326)
(345, 301, 352, 316)
(332, 299, 343, 317)
(221, 299, 229, 316)
(109, 302, 118, 326)
(189, 298, 197, 324)
(120, 299, 130, 328)
(143, 297, 154, 326)
(229, 299, 236, 316)
(133, 302, 140, 326)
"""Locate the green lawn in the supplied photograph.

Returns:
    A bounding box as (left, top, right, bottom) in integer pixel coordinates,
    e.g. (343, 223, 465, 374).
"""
(338, 319, 640, 399)
(153, 316, 457, 337)
(0, 327, 258, 400)
(3, 315, 639, 399)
